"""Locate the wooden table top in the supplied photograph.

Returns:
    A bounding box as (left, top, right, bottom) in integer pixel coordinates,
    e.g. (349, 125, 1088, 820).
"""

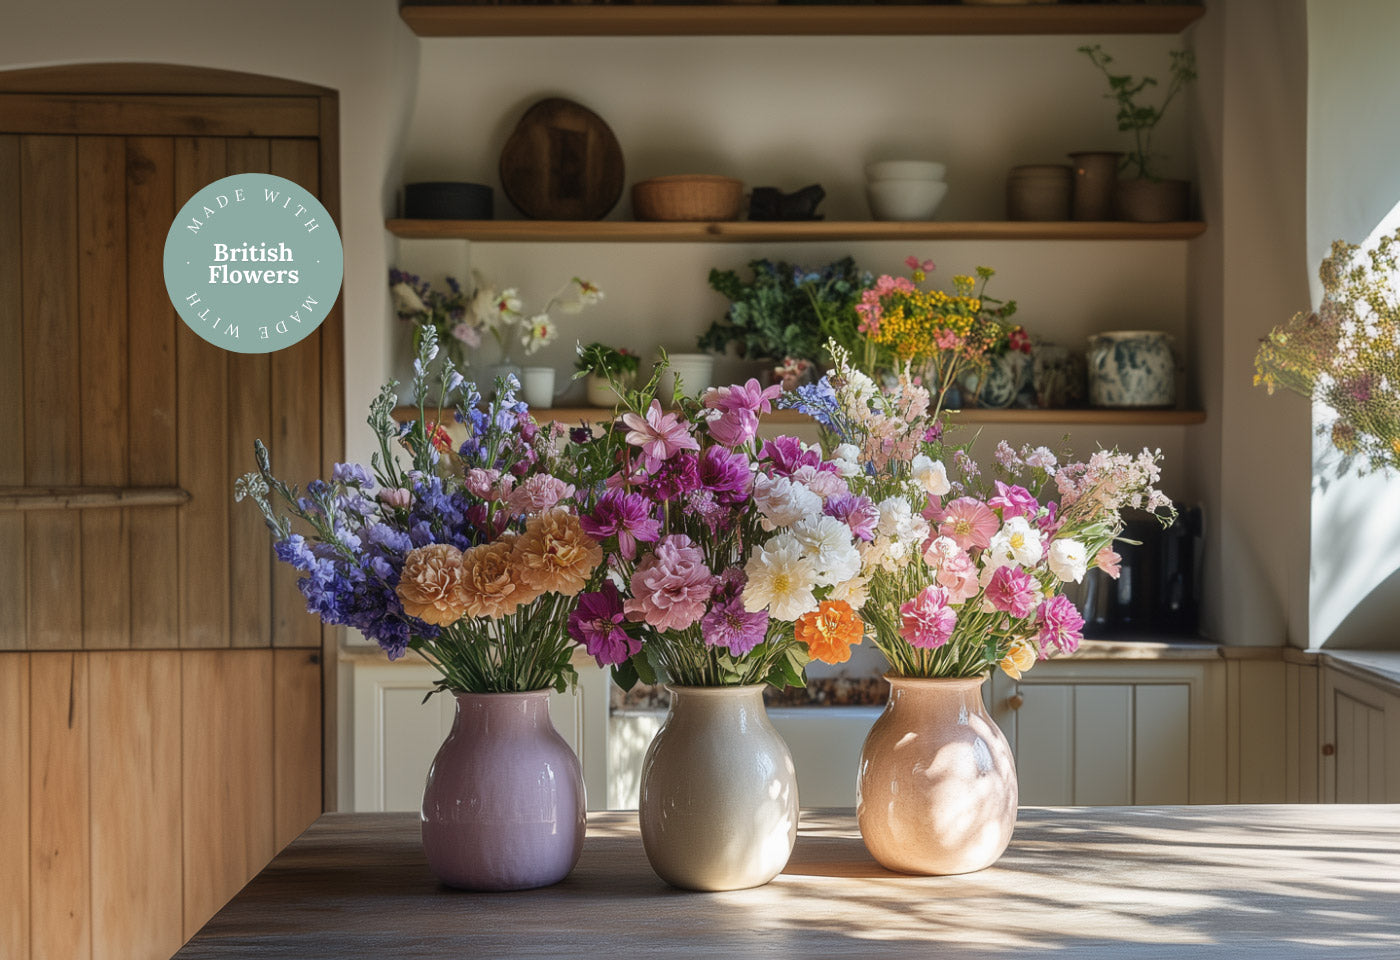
(175, 807, 1400, 959)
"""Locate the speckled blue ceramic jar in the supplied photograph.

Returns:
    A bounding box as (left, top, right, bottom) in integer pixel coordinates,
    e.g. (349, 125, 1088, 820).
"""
(957, 350, 1031, 409)
(1087, 331, 1176, 408)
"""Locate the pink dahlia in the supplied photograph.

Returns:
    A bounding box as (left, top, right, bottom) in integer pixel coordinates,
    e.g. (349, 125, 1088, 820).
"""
(623, 534, 714, 632)
(1035, 594, 1085, 655)
(986, 565, 1038, 619)
(505, 474, 575, 516)
(899, 585, 958, 650)
(937, 497, 999, 552)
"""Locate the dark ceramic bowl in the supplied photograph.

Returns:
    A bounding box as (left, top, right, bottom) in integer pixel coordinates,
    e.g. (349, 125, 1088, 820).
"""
(403, 182, 493, 220)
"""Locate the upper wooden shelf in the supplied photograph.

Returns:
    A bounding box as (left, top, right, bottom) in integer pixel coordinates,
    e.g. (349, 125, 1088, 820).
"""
(387, 219, 1207, 243)
(394, 405, 1205, 426)
(398, 3, 1205, 38)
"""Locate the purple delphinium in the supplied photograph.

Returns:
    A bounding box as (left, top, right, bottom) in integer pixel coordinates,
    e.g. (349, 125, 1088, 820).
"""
(568, 583, 639, 667)
(580, 488, 662, 560)
(698, 445, 753, 505)
(824, 492, 879, 542)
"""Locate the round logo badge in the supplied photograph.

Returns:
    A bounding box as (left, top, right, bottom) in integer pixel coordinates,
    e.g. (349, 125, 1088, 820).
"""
(163, 173, 343, 354)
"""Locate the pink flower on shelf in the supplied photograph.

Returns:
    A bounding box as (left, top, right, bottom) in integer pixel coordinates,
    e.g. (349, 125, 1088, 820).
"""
(986, 565, 1038, 619)
(1094, 545, 1122, 579)
(1035, 594, 1085, 655)
(621, 400, 699, 472)
(703, 378, 782, 416)
(935, 329, 963, 351)
(988, 481, 1039, 521)
(904, 255, 936, 273)
(899, 585, 958, 650)
(937, 497, 999, 552)
(623, 534, 714, 632)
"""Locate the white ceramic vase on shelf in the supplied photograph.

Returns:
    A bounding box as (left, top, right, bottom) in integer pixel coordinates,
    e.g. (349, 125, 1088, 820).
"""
(656, 353, 714, 406)
(520, 366, 558, 410)
(585, 372, 632, 409)
(638, 685, 798, 891)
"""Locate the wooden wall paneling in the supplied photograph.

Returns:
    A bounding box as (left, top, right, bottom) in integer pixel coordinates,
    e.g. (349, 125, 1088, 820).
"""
(1233, 660, 1288, 802)
(0, 135, 25, 650)
(1284, 661, 1320, 803)
(89, 651, 183, 960)
(1366, 698, 1385, 803)
(1335, 693, 1360, 803)
(267, 138, 323, 651)
(29, 652, 91, 960)
(1010, 683, 1074, 805)
(1132, 684, 1191, 804)
(125, 136, 180, 650)
(274, 648, 324, 847)
(78, 136, 132, 650)
(21, 135, 82, 651)
(0, 654, 30, 959)
(225, 138, 273, 649)
(1191, 658, 1229, 804)
(1072, 684, 1133, 805)
(173, 137, 230, 649)
(0, 94, 322, 138)
(182, 650, 275, 938)
(1387, 688, 1400, 803)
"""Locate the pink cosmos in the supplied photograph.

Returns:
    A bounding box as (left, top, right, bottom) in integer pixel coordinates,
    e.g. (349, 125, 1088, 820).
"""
(937, 497, 999, 552)
(986, 566, 1038, 619)
(899, 585, 958, 650)
(506, 474, 575, 516)
(580, 488, 661, 561)
(988, 481, 1039, 520)
(703, 378, 782, 416)
(622, 400, 699, 472)
(707, 407, 759, 448)
(1095, 546, 1122, 579)
(1035, 594, 1085, 655)
(623, 534, 714, 632)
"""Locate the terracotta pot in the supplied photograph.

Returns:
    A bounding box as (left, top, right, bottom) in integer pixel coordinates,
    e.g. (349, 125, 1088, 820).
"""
(1006, 164, 1072, 221)
(1068, 151, 1123, 221)
(1114, 178, 1190, 222)
(638, 685, 798, 891)
(857, 675, 1017, 875)
(421, 690, 585, 891)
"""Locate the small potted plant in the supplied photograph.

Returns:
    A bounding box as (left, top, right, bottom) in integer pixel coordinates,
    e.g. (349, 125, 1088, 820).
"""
(1079, 44, 1197, 222)
(574, 341, 641, 408)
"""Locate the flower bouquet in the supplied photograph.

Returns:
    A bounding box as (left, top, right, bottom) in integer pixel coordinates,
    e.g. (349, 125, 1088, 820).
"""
(571, 368, 869, 890)
(785, 341, 1173, 875)
(236, 329, 606, 891)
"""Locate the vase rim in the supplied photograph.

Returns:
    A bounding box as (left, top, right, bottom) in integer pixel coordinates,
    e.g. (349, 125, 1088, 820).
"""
(884, 673, 987, 688)
(450, 688, 553, 700)
(663, 684, 767, 696)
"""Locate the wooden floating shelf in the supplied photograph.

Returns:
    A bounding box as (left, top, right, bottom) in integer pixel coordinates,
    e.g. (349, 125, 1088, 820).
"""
(394, 405, 1206, 427)
(399, 3, 1205, 38)
(0, 486, 192, 511)
(387, 219, 1207, 243)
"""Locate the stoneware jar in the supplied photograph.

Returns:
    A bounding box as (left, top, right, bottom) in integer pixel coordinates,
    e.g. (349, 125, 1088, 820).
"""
(958, 349, 1031, 409)
(638, 685, 798, 891)
(1087, 330, 1176, 408)
(857, 676, 1017, 876)
(421, 690, 585, 891)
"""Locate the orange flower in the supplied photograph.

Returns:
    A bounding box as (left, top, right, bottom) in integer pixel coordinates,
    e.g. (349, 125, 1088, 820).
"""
(513, 507, 603, 599)
(795, 600, 864, 665)
(459, 539, 529, 619)
(998, 639, 1037, 680)
(427, 422, 454, 454)
(396, 543, 469, 626)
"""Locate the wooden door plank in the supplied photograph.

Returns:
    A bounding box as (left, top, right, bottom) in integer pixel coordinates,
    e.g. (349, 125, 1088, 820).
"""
(1132, 684, 1190, 804)
(268, 139, 322, 651)
(0, 654, 29, 959)
(30, 651, 91, 960)
(182, 650, 275, 938)
(225, 138, 273, 649)
(1072, 685, 1133, 805)
(78, 136, 132, 650)
(274, 648, 323, 848)
(1335, 693, 1356, 804)
(0, 94, 321, 137)
(1011, 683, 1074, 805)
(89, 651, 183, 960)
(0, 135, 25, 650)
(21, 135, 83, 651)
(173, 137, 230, 649)
(126, 136, 180, 650)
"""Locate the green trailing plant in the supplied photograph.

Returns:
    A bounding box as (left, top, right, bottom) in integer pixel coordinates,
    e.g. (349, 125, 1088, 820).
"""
(1079, 44, 1197, 181)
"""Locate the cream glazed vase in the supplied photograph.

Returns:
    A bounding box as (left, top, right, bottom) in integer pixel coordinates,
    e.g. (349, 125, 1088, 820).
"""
(638, 685, 798, 891)
(857, 675, 1017, 875)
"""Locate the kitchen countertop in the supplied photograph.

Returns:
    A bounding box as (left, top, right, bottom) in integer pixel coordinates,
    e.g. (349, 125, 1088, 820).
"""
(174, 807, 1400, 959)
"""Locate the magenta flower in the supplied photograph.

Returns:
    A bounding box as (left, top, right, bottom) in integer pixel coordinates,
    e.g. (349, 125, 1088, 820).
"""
(760, 435, 824, 476)
(640, 451, 701, 502)
(707, 407, 760, 448)
(567, 583, 640, 667)
(623, 534, 714, 631)
(701, 593, 769, 656)
(699, 445, 753, 505)
(824, 492, 879, 542)
(899, 585, 958, 650)
(580, 488, 661, 560)
(937, 497, 999, 552)
(986, 565, 1038, 619)
(1035, 594, 1085, 655)
(703, 378, 782, 416)
(622, 400, 699, 472)
(988, 481, 1039, 520)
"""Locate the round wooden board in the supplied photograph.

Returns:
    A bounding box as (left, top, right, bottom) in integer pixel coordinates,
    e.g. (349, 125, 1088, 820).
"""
(499, 97, 624, 221)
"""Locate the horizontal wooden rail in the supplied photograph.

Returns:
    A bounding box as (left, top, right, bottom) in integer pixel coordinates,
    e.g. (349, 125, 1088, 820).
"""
(0, 486, 192, 511)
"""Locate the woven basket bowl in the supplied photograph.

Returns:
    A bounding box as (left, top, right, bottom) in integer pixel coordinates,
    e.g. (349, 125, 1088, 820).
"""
(633, 175, 744, 222)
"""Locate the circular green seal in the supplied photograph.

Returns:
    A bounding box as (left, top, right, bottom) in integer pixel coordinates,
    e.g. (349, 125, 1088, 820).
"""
(163, 173, 343, 354)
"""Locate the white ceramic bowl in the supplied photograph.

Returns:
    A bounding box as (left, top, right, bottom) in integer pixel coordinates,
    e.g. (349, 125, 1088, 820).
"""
(867, 179, 948, 221)
(866, 160, 947, 182)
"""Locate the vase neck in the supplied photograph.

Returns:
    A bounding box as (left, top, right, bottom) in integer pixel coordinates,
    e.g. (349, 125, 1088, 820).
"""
(885, 676, 989, 719)
(451, 690, 553, 734)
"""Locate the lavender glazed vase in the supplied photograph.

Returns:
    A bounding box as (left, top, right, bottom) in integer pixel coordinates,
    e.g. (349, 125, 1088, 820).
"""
(421, 690, 585, 891)
(857, 676, 1017, 875)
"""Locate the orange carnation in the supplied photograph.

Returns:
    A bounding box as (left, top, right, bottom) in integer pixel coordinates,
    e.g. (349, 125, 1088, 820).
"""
(459, 539, 529, 619)
(513, 508, 603, 598)
(396, 543, 469, 626)
(795, 599, 864, 664)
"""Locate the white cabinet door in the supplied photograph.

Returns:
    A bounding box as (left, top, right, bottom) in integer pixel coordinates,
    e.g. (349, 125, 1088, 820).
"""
(1321, 666, 1400, 804)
